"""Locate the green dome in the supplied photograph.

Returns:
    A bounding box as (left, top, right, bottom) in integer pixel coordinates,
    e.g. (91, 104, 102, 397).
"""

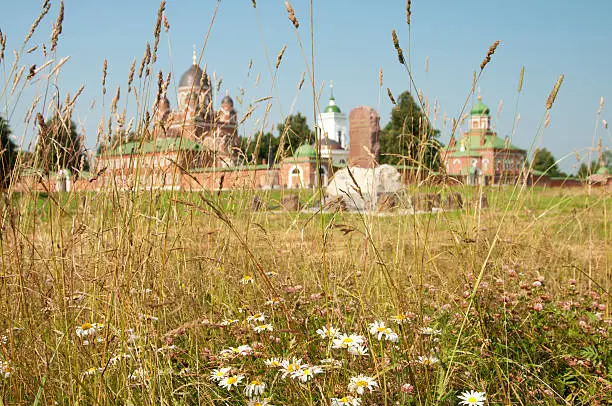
(324, 97, 341, 113)
(294, 144, 317, 158)
(470, 97, 490, 116)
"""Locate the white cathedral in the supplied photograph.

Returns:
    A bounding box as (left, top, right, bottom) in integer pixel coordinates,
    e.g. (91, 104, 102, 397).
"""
(317, 82, 349, 166)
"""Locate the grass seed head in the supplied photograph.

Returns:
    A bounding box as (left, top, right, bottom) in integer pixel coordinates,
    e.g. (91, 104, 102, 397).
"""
(101, 59, 107, 94)
(152, 2, 165, 63)
(111, 86, 120, 114)
(518, 66, 525, 93)
(387, 88, 396, 105)
(285, 2, 299, 29)
(275, 45, 287, 70)
(127, 58, 135, 92)
(163, 14, 170, 32)
(0, 30, 6, 62)
(406, 0, 411, 24)
(138, 43, 151, 78)
(50, 0, 64, 52)
(546, 74, 564, 110)
(392, 30, 405, 64)
(480, 39, 501, 70)
(25, 1, 51, 45)
(27, 64, 37, 80)
(598, 96, 604, 113)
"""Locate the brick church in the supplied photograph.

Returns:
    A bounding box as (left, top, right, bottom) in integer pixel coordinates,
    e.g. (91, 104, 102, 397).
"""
(443, 96, 526, 185)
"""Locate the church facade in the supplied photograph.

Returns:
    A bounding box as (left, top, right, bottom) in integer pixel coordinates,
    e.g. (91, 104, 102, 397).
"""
(443, 96, 526, 185)
(95, 51, 241, 190)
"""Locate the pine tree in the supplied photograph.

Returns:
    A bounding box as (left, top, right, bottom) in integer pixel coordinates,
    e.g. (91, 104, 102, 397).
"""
(276, 113, 314, 158)
(378, 91, 440, 169)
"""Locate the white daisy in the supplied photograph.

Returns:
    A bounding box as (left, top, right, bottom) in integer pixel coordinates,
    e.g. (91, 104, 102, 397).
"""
(241, 275, 254, 284)
(219, 374, 244, 391)
(264, 357, 283, 368)
(279, 358, 304, 378)
(331, 395, 362, 406)
(386, 331, 399, 343)
(265, 297, 282, 306)
(82, 366, 103, 377)
(291, 364, 323, 382)
(458, 390, 486, 405)
(390, 312, 413, 324)
(348, 375, 378, 395)
(253, 323, 273, 333)
(244, 379, 266, 397)
(220, 318, 239, 326)
(248, 398, 273, 406)
(368, 321, 388, 339)
(76, 322, 98, 338)
(247, 313, 267, 323)
(348, 345, 369, 356)
(319, 358, 344, 368)
(220, 344, 253, 358)
(210, 367, 232, 382)
(420, 327, 441, 336)
(316, 325, 341, 340)
(332, 333, 365, 349)
(417, 355, 439, 366)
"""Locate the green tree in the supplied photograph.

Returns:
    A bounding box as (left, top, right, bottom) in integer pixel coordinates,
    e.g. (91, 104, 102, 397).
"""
(276, 113, 313, 158)
(532, 148, 565, 177)
(577, 161, 598, 178)
(35, 114, 89, 174)
(378, 91, 440, 168)
(0, 115, 18, 186)
(240, 131, 279, 165)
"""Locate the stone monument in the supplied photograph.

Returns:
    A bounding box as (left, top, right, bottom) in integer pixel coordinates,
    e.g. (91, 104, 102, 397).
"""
(348, 106, 380, 168)
(326, 164, 402, 210)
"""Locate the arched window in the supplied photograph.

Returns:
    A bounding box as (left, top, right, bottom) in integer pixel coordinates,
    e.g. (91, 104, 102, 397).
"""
(287, 165, 303, 188)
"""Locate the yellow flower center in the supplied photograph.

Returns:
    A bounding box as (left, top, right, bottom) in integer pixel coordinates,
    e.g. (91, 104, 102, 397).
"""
(81, 323, 93, 329)
(469, 397, 477, 402)
(356, 380, 367, 387)
(377, 327, 386, 332)
(287, 364, 298, 372)
(251, 380, 261, 385)
(226, 376, 237, 384)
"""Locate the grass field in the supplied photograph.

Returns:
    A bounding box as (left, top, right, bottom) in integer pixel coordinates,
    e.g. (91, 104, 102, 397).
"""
(0, 185, 609, 405)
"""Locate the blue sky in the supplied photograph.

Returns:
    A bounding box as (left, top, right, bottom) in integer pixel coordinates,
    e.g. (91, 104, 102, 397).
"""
(1, 0, 610, 173)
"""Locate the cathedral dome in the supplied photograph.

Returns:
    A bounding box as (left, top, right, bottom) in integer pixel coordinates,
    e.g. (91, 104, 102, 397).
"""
(294, 144, 317, 158)
(221, 95, 234, 107)
(324, 97, 341, 113)
(470, 96, 490, 116)
(179, 64, 208, 89)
